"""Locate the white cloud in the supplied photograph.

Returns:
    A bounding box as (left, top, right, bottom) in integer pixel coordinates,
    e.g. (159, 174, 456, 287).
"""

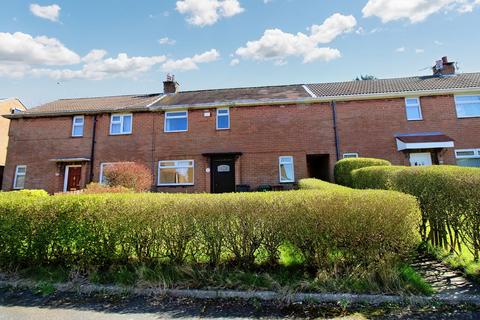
(0, 32, 80, 65)
(29, 3, 61, 22)
(395, 46, 406, 52)
(176, 0, 244, 26)
(162, 49, 220, 71)
(415, 48, 425, 54)
(434, 40, 444, 45)
(235, 13, 356, 64)
(158, 37, 176, 45)
(362, 0, 480, 23)
(230, 58, 240, 66)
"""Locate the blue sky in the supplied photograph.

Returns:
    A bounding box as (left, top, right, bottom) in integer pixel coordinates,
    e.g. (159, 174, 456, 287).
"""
(1, 0, 480, 107)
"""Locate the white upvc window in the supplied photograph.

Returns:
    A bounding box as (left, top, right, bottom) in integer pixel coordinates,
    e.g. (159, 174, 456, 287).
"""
(405, 98, 423, 121)
(165, 111, 188, 132)
(110, 113, 132, 135)
(343, 153, 359, 159)
(216, 108, 230, 130)
(455, 148, 480, 167)
(99, 163, 115, 185)
(13, 165, 26, 189)
(158, 160, 194, 186)
(279, 156, 294, 183)
(72, 115, 84, 137)
(455, 95, 480, 118)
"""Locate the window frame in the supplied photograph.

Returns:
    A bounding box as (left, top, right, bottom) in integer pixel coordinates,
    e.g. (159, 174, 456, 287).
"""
(216, 108, 230, 130)
(13, 165, 26, 190)
(455, 149, 480, 159)
(455, 95, 480, 118)
(71, 115, 85, 137)
(278, 156, 295, 183)
(343, 153, 359, 159)
(109, 113, 133, 135)
(164, 111, 188, 133)
(405, 97, 423, 121)
(157, 160, 195, 186)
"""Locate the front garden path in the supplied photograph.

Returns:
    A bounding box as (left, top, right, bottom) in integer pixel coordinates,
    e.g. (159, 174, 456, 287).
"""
(412, 253, 480, 296)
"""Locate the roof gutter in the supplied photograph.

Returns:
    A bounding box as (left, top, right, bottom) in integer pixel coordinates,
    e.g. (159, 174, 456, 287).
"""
(5, 87, 480, 119)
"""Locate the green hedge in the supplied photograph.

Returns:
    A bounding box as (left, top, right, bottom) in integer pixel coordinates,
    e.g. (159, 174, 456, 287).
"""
(334, 158, 392, 187)
(350, 165, 480, 261)
(298, 178, 350, 191)
(0, 190, 420, 271)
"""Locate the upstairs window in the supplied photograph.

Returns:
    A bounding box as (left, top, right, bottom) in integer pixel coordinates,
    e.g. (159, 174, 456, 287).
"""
(455, 149, 480, 167)
(110, 114, 132, 135)
(158, 160, 194, 186)
(72, 115, 84, 137)
(343, 153, 359, 159)
(216, 108, 230, 130)
(279, 156, 294, 183)
(165, 111, 188, 132)
(13, 165, 26, 189)
(455, 95, 480, 118)
(405, 98, 422, 120)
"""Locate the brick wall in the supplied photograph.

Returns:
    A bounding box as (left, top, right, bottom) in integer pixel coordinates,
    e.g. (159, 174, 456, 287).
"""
(3, 94, 479, 193)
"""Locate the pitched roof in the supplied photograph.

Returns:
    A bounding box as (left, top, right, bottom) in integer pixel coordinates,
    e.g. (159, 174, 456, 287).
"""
(306, 73, 480, 97)
(152, 84, 309, 107)
(7, 72, 480, 118)
(19, 94, 162, 115)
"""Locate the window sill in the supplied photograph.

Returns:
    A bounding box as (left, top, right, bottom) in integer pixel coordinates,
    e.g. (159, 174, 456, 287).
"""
(216, 128, 230, 131)
(457, 115, 480, 119)
(407, 119, 423, 121)
(157, 184, 194, 187)
(109, 132, 132, 136)
(164, 130, 188, 133)
(279, 181, 295, 184)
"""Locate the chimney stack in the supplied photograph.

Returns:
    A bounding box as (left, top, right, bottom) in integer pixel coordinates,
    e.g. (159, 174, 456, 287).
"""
(163, 74, 179, 94)
(432, 56, 456, 76)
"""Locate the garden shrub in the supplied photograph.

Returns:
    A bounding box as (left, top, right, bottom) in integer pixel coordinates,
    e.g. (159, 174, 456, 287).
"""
(0, 190, 420, 272)
(103, 162, 152, 192)
(349, 165, 480, 261)
(83, 183, 132, 194)
(298, 178, 350, 190)
(334, 158, 391, 187)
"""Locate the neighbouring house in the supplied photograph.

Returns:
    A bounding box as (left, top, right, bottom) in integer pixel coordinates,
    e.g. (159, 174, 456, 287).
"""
(0, 98, 26, 189)
(3, 57, 480, 194)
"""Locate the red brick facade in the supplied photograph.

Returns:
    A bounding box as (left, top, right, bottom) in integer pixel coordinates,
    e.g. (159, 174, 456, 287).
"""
(3, 94, 479, 193)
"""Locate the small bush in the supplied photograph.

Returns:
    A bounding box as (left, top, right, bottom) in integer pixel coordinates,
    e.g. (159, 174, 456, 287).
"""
(334, 158, 391, 187)
(0, 190, 420, 273)
(103, 162, 152, 192)
(298, 178, 350, 191)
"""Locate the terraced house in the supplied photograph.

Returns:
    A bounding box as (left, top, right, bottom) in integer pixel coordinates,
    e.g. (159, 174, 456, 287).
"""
(3, 57, 480, 194)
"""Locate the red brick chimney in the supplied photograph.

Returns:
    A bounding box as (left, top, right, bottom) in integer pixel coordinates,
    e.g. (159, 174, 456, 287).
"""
(432, 56, 456, 76)
(163, 74, 179, 94)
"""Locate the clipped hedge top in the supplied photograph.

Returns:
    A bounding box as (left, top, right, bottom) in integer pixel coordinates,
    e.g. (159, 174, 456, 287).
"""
(334, 157, 392, 187)
(298, 178, 351, 191)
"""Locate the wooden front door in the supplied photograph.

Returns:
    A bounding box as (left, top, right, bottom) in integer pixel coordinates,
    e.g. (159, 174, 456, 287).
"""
(66, 166, 82, 191)
(211, 158, 236, 193)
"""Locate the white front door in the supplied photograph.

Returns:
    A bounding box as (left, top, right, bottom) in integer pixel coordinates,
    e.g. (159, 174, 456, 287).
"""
(409, 152, 433, 166)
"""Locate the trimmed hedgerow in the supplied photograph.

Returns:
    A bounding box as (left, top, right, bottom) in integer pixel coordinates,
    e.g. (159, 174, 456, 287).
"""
(350, 165, 480, 262)
(0, 190, 420, 272)
(298, 178, 350, 191)
(334, 158, 391, 187)
(351, 166, 404, 190)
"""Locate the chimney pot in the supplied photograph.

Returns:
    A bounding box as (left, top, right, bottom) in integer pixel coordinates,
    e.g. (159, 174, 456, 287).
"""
(433, 56, 456, 76)
(163, 74, 179, 94)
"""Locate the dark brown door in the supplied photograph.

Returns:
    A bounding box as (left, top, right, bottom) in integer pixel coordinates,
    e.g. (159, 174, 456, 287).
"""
(212, 158, 235, 193)
(67, 166, 82, 191)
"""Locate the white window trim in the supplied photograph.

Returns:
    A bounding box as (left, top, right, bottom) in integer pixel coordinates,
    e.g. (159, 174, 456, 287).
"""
(343, 153, 359, 159)
(216, 108, 230, 130)
(455, 95, 480, 118)
(157, 160, 195, 186)
(109, 113, 133, 135)
(63, 165, 82, 192)
(13, 165, 26, 190)
(278, 156, 295, 183)
(455, 149, 480, 159)
(164, 111, 188, 133)
(405, 97, 423, 121)
(72, 115, 84, 137)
